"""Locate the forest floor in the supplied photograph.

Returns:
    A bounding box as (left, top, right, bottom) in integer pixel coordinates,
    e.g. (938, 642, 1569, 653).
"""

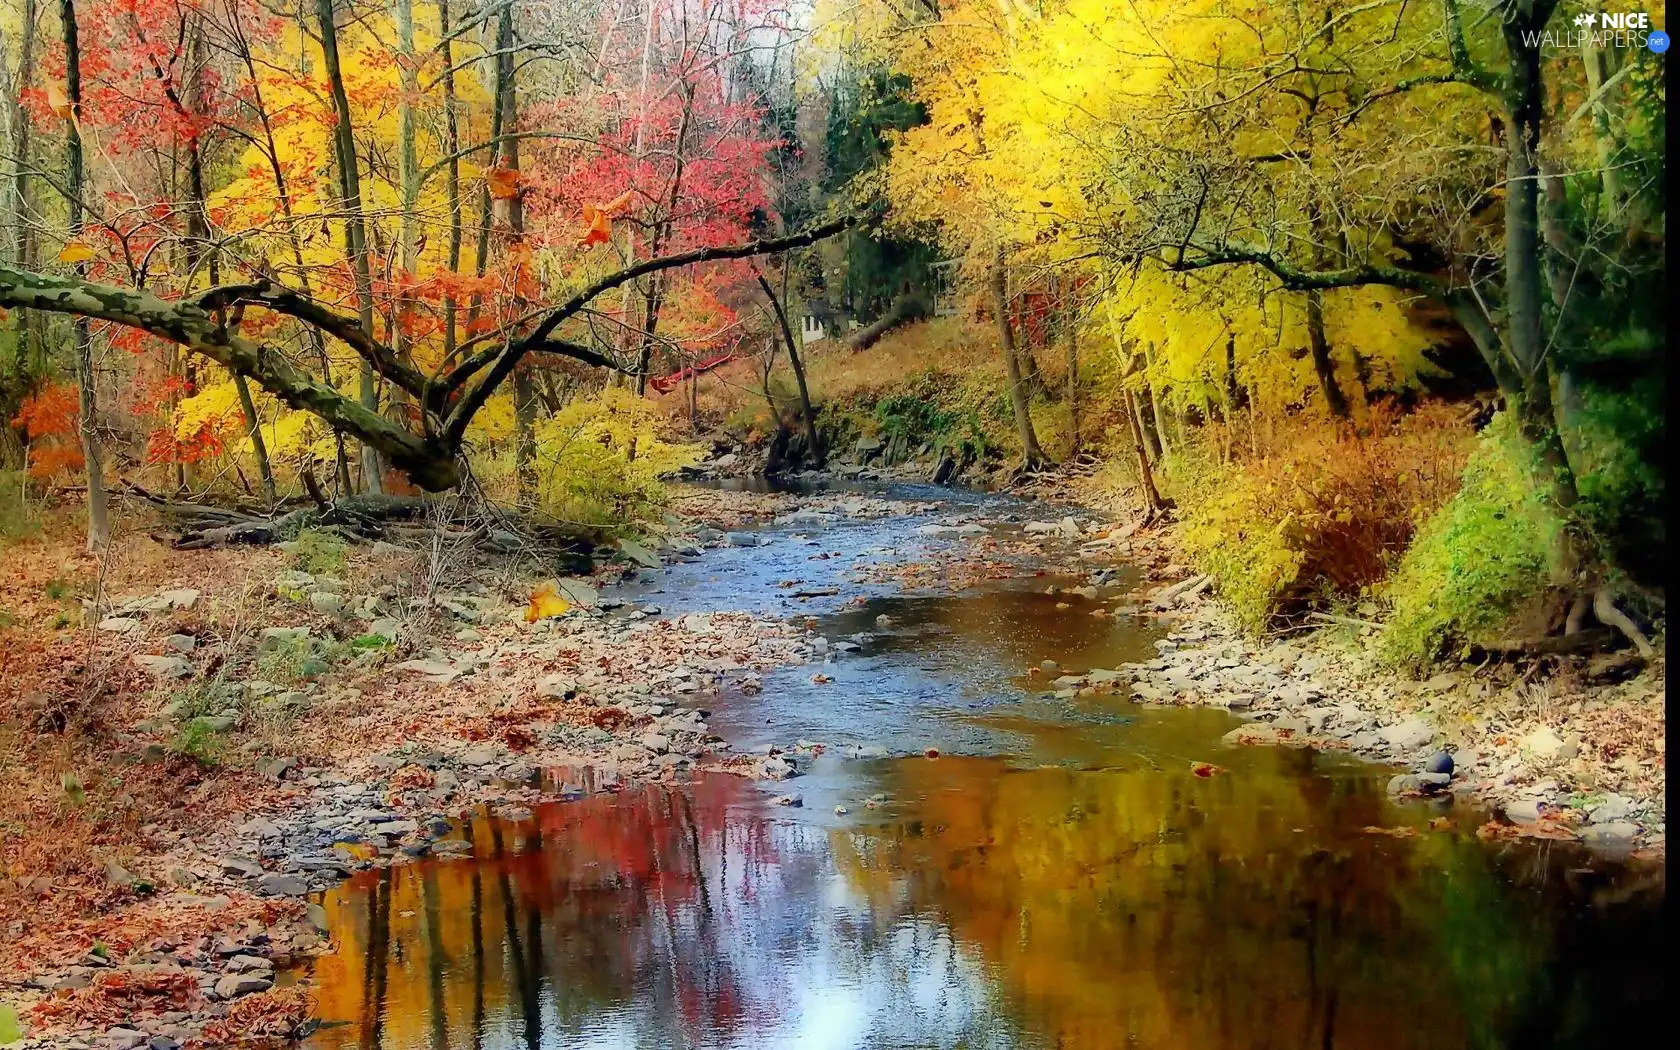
(0, 470, 1665, 1048)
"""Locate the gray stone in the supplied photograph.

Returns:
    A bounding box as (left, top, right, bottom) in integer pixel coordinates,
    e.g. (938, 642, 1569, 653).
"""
(1380, 717, 1434, 752)
(306, 902, 330, 933)
(259, 626, 310, 650)
(219, 856, 263, 878)
(1582, 821, 1640, 846)
(103, 858, 137, 889)
(188, 715, 236, 733)
(214, 973, 273, 999)
(641, 732, 671, 754)
(725, 531, 764, 547)
(1520, 726, 1568, 763)
(309, 591, 347, 617)
(1386, 774, 1421, 796)
(256, 872, 309, 896)
(1588, 794, 1635, 824)
(1270, 715, 1308, 735)
(1424, 750, 1454, 775)
(1504, 800, 1544, 824)
(461, 747, 498, 766)
(556, 579, 600, 607)
(618, 539, 663, 569)
(366, 617, 402, 641)
(1416, 771, 1452, 793)
(134, 655, 193, 680)
(163, 633, 197, 654)
(106, 1028, 149, 1050)
(98, 616, 143, 634)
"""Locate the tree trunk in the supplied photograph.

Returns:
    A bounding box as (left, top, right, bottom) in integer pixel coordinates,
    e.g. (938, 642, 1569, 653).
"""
(1305, 288, 1350, 419)
(61, 0, 107, 549)
(440, 0, 462, 363)
(635, 85, 695, 396)
(1125, 389, 1165, 513)
(1141, 341, 1171, 456)
(1499, 2, 1579, 514)
(315, 0, 382, 493)
(392, 0, 421, 432)
(1062, 295, 1080, 455)
(990, 250, 1050, 469)
(492, 4, 537, 507)
(845, 289, 927, 351)
(234, 372, 277, 505)
(4, 0, 37, 389)
(756, 267, 820, 465)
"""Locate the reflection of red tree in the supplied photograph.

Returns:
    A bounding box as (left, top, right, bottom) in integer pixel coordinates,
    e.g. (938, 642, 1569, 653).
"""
(513, 775, 776, 1036)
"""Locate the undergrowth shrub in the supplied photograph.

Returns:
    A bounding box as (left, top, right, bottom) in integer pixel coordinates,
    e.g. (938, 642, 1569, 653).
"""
(1177, 404, 1471, 635)
(291, 527, 348, 576)
(481, 387, 701, 529)
(1380, 412, 1563, 673)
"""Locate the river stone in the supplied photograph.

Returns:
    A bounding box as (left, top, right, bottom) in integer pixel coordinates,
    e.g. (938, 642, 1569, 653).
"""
(1417, 771, 1452, 793)
(1424, 750, 1455, 775)
(106, 1028, 149, 1050)
(1387, 774, 1421, 796)
(259, 626, 310, 650)
(1380, 717, 1434, 751)
(1222, 723, 1281, 746)
(134, 654, 193, 679)
(1520, 726, 1569, 762)
(618, 539, 662, 569)
(98, 616, 143, 634)
(256, 872, 309, 897)
(1504, 800, 1545, 824)
(641, 732, 671, 754)
(308, 591, 347, 617)
(1588, 794, 1635, 824)
(1581, 821, 1640, 846)
(214, 973, 273, 999)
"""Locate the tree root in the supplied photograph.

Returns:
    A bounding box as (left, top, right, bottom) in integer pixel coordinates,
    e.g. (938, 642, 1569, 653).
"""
(1593, 588, 1656, 659)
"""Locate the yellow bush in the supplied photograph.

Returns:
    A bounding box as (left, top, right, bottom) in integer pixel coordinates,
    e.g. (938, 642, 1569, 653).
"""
(478, 387, 702, 529)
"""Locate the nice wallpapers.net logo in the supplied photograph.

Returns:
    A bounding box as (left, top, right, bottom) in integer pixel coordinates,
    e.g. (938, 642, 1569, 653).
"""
(1528, 10, 1669, 52)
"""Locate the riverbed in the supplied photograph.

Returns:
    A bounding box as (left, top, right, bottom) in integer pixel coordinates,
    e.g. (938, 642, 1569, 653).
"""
(299, 483, 1664, 1049)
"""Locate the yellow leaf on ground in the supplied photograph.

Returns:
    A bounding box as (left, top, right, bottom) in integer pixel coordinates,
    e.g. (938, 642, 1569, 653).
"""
(524, 580, 571, 622)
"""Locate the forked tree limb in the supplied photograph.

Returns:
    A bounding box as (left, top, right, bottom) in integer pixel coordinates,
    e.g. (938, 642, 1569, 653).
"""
(0, 214, 859, 491)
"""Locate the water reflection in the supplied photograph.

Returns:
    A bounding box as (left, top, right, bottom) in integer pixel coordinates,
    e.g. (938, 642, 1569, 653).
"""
(305, 759, 1662, 1050)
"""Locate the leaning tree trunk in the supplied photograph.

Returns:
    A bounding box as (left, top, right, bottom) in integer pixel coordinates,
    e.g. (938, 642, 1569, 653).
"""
(845, 289, 927, 352)
(990, 249, 1050, 470)
(757, 267, 820, 465)
(61, 0, 107, 549)
(1125, 388, 1166, 514)
(1305, 288, 1350, 419)
(316, 0, 382, 493)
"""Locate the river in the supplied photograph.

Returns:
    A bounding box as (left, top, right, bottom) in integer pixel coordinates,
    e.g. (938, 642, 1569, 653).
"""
(298, 483, 1664, 1049)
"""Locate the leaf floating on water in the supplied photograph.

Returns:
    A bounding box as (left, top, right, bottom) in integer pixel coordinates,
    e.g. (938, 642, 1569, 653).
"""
(524, 581, 570, 622)
(1360, 825, 1419, 838)
(809, 673, 832, 684)
(1190, 762, 1225, 778)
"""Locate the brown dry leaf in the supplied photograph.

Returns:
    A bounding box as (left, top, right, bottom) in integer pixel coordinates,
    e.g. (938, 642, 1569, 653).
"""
(810, 673, 832, 684)
(1429, 816, 1455, 831)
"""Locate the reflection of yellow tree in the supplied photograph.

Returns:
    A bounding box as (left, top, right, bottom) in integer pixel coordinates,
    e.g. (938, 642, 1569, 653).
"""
(829, 756, 1542, 1050)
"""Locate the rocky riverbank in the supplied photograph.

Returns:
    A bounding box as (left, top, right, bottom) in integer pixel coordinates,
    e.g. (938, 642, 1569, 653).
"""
(971, 501, 1667, 856)
(0, 490, 945, 1048)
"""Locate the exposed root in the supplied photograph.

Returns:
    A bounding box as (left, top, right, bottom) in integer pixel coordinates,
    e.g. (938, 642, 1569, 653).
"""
(1593, 588, 1656, 659)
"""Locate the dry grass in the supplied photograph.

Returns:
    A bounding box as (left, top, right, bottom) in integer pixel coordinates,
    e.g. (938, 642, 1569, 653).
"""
(675, 317, 1006, 436)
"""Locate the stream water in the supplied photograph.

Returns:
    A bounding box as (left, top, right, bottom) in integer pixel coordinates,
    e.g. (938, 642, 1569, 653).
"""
(300, 485, 1664, 1049)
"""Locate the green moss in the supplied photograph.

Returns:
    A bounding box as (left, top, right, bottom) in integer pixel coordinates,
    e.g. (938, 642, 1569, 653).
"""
(291, 527, 348, 576)
(1380, 413, 1562, 673)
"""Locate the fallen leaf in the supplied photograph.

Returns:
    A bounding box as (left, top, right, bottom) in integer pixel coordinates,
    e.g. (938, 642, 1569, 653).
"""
(524, 580, 570, 622)
(1190, 761, 1225, 778)
(1429, 816, 1455, 831)
(1361, 825, 1419, 838)
(924, 748, 940, 759)
(809, 673, 832, 684)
